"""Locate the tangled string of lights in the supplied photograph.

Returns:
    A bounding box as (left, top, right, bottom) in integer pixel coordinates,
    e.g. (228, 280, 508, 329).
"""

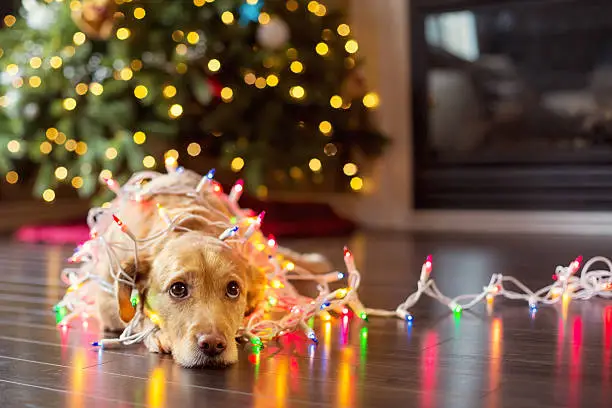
(54, 161, 612, 350)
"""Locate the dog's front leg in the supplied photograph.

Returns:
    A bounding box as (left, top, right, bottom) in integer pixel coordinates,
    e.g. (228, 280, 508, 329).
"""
(144, 329, 172, 354)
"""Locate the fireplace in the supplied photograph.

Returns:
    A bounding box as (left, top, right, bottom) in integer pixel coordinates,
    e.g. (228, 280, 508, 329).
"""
(411, 0, 612, 211)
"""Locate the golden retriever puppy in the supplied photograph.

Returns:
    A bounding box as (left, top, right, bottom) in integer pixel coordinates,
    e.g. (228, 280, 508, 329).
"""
(94, 170, 331, 367)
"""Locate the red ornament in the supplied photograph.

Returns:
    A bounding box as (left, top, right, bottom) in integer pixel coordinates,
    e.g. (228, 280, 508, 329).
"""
(207, 77, 222, 97)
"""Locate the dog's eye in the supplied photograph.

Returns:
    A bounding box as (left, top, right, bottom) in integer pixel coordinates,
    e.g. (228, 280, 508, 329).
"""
(169, 282, 189, 299)
(226, 281, 240, 299)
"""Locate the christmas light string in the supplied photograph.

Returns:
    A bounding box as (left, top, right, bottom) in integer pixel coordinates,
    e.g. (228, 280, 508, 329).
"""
(54, 166, 612, 352)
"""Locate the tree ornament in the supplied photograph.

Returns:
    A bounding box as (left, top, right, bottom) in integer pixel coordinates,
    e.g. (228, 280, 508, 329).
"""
(71, 0, 117, 40)
(256, 17, 290, 50)
(207, 77, 223, 97)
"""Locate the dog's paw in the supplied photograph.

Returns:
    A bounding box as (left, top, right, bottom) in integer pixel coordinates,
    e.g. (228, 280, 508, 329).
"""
(144, 330, 171, 354)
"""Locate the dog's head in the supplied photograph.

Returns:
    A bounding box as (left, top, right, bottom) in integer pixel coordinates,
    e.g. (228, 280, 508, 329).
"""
(117, 232, 256, 367)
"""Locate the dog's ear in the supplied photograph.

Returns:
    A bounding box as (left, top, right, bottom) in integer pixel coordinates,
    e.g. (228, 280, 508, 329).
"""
(116, 257, 151, 323)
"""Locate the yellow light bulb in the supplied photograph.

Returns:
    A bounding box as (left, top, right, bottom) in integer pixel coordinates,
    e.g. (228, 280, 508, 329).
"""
(73, 32, 86, 46)
(255, 77, 266, 89)
(65, 139, 77, 152)
(258, 12, 270, 24)
(5, 171, 18, 184)
(315, 42, 329, 56)
(6, 64, 18, 76)
(100, 169, 112, 180)
(163, 85, 177, 98)
(49, 56, 63, 69)
(3, 15, 16, 27)
(221, 11, 235, 25)
(330, 95, 343, 109)
(345, 39, 359, 54)
(89, 82, 104, 96)
(194, 0, 205, 6)
(266, 74, 279, 87)
(363, 92, 380, 108)
(231, 157, 245, 172)
(220, 87, 234, 102)
(134, 85, 148, 99)
(168, 104, 183, 118)
(46, 128, 58, 141)
(105, 147, 118, 160)
(143, 155, 156, 168)
(119, 67, 133, 81)
(133, 7, 146, 19)
(350, 177, 364, 191)
(42, 189, 56, 202)
(55, 167, 68, 180)
(133, 131, 146, 145)
(40, 142, 52, 154)
(75, 83, 88, 95)
(286, 261, 295, 271)
(343, 162, 358, 176)
(71, 176, 84, 189)
(290, 61, 303, 73)
(164, 150, 179, 161)
(208, 59, 221, 72)
(29, 76, 42, 88)
(30, 57, 42, 69)
(290, 86, 305, 99)
(63, 98, 77, 111)
(7, 140, 20, 153)
(337, 24, 350, 36)
(307, 1, 318, 13)
(55, 132, 67, 145)
(116, 28, 131, 40)
(187, 142, 201, 157)
(76, 141, 88, 155)
(186, 31, 200, 44)
(319, 121, 332, 135)
(309, 158, 322, 172)
(314, 4, 327, 17)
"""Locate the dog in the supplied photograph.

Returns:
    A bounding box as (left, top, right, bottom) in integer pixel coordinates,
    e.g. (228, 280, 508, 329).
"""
(94, 170, 332, 367)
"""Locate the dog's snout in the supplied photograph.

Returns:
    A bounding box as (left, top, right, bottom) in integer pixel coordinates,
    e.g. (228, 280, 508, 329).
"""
(197, 333, 227, 356)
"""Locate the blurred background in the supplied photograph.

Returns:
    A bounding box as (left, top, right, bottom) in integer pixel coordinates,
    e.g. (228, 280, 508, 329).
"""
(3, 0, 612, 240)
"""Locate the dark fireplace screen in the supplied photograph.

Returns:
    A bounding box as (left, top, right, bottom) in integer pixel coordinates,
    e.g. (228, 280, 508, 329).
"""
(412, 0, 612, 211)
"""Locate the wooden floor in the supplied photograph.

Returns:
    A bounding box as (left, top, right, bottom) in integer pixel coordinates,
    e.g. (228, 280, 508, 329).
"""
(1, 231, 612, 407)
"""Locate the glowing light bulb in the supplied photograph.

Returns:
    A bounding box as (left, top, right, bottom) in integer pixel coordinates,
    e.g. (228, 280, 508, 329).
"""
(330, 95, 343, 108)
(134, 85, 148, 99)
(168, 104, 183, 118)
(345, 39, 359, 54)
(290, 61, 303, 73)
(220, 87, 234, 102)
(208, 59, 221, 72)
(336, 288, 348, 298)
(73, 32, 86, 45)
(231, 157, 244, 172)
(42, 189, 56, 202)
(133, 7, 146, 19)
(290, 86, 305, 99)
(165, 156, 178, 173)
(221, 11, 235, 24)
(309, 158, 322, 172)
(163, 85, 177, 98)
(116, 28, 131, 40)
(315, 42, 329, 56)
(63, 98, 77, 111)
(143, 155, 156, 168)
(337, 23, 350, 36)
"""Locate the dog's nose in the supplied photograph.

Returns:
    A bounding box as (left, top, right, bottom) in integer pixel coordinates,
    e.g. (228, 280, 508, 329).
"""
(197, 333, 226, 356)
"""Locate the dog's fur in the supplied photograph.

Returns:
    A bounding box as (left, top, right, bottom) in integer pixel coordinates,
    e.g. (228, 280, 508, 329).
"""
(94, 171, 331, 367)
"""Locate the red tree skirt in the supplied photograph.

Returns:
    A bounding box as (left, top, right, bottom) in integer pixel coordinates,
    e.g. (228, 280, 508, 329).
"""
(14, 198, 355, 244)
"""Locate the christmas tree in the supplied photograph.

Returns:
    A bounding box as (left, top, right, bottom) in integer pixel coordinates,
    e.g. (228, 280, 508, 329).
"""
(0, 0, 387, 202)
